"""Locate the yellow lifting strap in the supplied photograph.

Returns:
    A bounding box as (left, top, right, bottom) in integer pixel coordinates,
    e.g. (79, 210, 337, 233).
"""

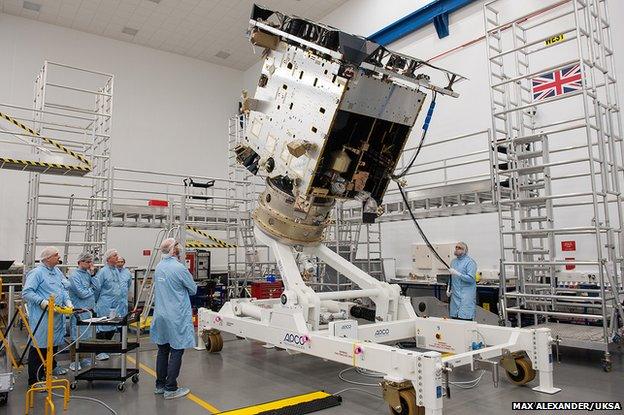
(0, 111, 92, 174)
(186, 225, 237, 248)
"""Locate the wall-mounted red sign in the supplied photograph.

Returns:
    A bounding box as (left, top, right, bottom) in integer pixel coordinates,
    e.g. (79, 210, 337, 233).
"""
(561, 241, 576, 251)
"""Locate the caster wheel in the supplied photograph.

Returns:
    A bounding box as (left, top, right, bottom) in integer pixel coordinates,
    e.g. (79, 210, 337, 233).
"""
(70, 382, 77, 390)
(388, 388, 423, 415)
(601, 360, 612, 372)
(131, 374, 139, 383)
(506, 357, 536, 385)
(203, 330, 223, 353)
(0, 392, 8, 406)
(117, 383, 125, 392)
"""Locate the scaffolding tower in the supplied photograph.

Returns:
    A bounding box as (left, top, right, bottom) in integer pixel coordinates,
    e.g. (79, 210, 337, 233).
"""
(226, 115, 272, 298)
(485, 0, 624, 370)
(17, 61, 113, 269)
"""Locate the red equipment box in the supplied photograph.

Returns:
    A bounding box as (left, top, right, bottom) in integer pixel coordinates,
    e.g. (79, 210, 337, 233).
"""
(250, 281, 284, 299)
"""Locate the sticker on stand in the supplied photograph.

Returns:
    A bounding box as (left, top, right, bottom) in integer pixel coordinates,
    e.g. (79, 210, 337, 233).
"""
(545, 33, 565, 46)
(374, 328, 390, 338)
(282, 332, 309, 349)
(428, 341, 455, 352)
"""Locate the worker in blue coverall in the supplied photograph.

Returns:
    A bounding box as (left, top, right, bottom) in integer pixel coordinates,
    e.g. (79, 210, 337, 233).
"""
(92, 248, 124, 361)
(116, 256, 132, 318)
(151, 237, 197, 400)
(448, 241, 478, 321)
(22, 246, 72, 385)
(67, 252, 96, 371)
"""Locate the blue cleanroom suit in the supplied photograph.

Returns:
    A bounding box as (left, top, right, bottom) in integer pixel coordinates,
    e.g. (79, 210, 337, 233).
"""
(449, 254, 478, 320)
(150, 255, 198, 350)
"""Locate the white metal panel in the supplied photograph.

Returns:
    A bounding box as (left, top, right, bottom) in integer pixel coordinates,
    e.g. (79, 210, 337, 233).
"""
(246, 43, 345, 195)
(339, 72, 426, 125)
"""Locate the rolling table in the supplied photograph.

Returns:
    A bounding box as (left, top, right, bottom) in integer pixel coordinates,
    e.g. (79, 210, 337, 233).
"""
(72, 311, 140, 391)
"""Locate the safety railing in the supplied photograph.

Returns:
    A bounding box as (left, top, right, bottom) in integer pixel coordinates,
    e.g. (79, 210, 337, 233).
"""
(388, 129, 494, 197)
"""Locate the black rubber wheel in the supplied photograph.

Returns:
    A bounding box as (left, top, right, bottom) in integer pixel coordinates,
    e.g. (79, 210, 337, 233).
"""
(117, 383, 125, 392)
(70, 382, 77, 390)
(506, 357, 536, 385)
(131, 374, 139, 383)
(602, 360, 612, 372)
(0, 392, 8, 406)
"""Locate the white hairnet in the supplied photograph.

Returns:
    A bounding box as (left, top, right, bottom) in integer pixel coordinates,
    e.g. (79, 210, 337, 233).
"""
(104, 249, 118, 261)
(40, 246, 59, 261)
(457, 241, 468, 253)
(77, 252, 94, 263)
(160, 237, 177, 254)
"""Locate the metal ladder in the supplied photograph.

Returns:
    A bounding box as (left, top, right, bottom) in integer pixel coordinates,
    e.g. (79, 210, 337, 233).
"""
(362, 223, 384, 280)
(496, 132, 556, 323)
(134, 226, 179, 326)
(226, 114, 276, 298)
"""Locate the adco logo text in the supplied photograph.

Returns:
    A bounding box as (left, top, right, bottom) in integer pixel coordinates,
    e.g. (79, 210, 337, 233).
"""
(283, 333, 306, 347)
(374, 329, 390, 337)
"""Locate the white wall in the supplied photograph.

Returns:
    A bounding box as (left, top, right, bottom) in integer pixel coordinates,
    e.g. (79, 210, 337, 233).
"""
(243, 0, 624, 275)
(0, 13, 243, 268)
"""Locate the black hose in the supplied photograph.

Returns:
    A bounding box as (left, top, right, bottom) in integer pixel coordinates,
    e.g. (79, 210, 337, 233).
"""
(17, 305, 49, 365)
(397, 182, 450, 269)
(393, 129, 428, 179)
(392, 91, 437, 180)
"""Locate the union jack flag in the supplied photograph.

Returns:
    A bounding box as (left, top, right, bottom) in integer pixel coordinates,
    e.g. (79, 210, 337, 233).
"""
(531, 64, 583, 101)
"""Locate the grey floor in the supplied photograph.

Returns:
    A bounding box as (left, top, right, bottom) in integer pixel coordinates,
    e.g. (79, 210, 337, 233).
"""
(4, 333, 623, 415)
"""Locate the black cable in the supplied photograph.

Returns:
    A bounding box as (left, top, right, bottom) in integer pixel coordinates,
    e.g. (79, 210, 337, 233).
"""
(2, 307, 19, 340)
(17, 305, 49, 366)
(393, 131, 427, 179)
(392, 91, 437, 180)
(397, 182, 450, 269)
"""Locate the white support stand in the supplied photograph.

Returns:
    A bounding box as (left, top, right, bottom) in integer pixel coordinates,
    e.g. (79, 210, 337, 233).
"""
(531, 328, 562, 395)
(198, 226, 560, 414)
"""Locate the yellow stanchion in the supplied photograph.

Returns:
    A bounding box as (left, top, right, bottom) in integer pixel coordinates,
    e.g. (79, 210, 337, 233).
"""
(24, 296, 71, 415)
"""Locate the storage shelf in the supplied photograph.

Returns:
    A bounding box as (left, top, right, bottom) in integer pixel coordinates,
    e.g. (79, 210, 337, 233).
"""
(75, 341, 139, 354)
(75, 367, 138, 382)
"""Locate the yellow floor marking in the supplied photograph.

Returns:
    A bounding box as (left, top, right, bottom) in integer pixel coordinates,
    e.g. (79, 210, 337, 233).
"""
(127, 356, 220, 413)
(188, 393, 221, 413)
(217, 391, 331, 415)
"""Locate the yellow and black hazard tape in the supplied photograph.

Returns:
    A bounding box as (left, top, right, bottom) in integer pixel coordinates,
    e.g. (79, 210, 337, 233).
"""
(0, 111, 91, 169)
(216, 390, 341, 414)
(0, 157, 90, 175)
(186, 225, 237, 248)
(186, 241, 232, 250)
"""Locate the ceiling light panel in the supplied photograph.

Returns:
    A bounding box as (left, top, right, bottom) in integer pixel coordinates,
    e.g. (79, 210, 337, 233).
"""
(2, 0, 350, 70)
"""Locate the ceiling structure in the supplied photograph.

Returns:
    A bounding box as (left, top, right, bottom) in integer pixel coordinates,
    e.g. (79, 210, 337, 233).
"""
(0, 0, 350, 71)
